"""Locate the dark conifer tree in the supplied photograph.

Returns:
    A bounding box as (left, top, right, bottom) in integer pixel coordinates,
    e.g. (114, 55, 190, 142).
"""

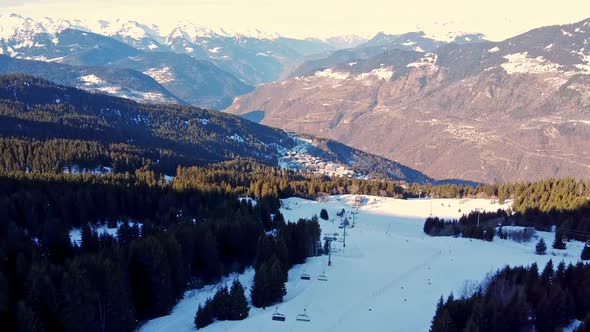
(80, 223, 99, 253)
(553, 232, 566, 250)
(582, 245, 590, 261)
(536, 238, 547, 255)
(430, 297, 457, 332)
(211, 285, 230, 321)
(16, 301, 44, 332)
(228, 279, 249, 320)
(250, 262, 269, 308)
(320, 209, 329, 220)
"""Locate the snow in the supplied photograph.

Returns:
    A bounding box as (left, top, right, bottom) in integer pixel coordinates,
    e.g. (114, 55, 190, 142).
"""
(501, 52, 561, 74)
(487, 46, 500, 53)
(407, 53, 438, 71)
(69, 220, 142, 246)
(80, 74, 105, 85)
(564, 320, 583, 332)
(314, 68, 350, 80)
(228, 133, 245, 143)
(164, 21, 279, 43)
(209, 47, 221, 53)
(574, 51, 590, 74)
(139, 195, 583, 332)
(355, 67, 394, 80)
(238, 197, 257, 207)
(198, 118, 209, 125)
(143, 66, 175, 84)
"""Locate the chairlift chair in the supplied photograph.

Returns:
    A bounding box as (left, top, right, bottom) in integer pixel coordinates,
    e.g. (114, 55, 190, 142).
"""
(296, 309, 311, 322)
(272, 308, 286, 321)
(300, 273, 311, 280)
(318, 273, 328, 281)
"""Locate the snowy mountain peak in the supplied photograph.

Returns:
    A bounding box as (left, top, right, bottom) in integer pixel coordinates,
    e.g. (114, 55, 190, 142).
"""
(94, 19, 162, 41)
(0, 13, 46, 40)
(165, 21, 280, 42)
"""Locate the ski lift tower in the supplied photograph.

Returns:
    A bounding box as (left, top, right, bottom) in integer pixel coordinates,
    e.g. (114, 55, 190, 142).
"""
(343, 223, 346, 248)
(328, 238, 332, 266)
(475, 208, 484, 227)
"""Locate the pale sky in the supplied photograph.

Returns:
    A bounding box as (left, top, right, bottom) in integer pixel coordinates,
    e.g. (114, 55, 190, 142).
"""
(2, 0, 590, 40)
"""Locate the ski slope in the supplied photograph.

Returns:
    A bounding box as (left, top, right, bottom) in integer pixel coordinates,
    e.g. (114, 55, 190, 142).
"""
(140, 195, 584, 332)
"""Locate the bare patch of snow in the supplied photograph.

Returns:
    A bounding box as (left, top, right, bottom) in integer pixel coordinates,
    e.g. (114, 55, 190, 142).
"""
(228, 133, 245, 143)
(355, 67, 394, 80)
(407, 53, 438, 71)
(80, 74, 105, 85)
(487, 46, 500, 53)
(314, 68, 350, 80)
(143, 66, 174, 84)
(501, 52, 561, 74)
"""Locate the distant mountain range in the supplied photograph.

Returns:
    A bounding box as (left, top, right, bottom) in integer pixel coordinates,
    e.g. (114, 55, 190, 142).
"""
(226, 18, 590, 183)
(0, 13, 489, 110)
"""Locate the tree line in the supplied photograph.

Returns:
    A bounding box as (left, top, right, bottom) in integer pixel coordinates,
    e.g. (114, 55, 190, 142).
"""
(431, 260, 590, 332)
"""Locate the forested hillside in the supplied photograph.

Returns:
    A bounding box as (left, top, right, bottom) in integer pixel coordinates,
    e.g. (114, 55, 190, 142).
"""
(0, 167, 320, 331)
(0, 74, 437, 182)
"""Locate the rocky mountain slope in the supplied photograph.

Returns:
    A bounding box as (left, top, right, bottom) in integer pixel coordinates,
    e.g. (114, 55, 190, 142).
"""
(226, 18, 590, 183)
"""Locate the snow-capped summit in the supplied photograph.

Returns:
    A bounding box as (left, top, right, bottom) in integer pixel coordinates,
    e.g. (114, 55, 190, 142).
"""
(0, 13, 46, 40)
(324, 34, 369, 49)
(415, 21, 488, 43)
(91, 19, 162, 41)
(164, 21, 280, 43)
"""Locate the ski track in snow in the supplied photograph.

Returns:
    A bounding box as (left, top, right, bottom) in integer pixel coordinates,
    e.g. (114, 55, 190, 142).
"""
(140, 195, 584, 332)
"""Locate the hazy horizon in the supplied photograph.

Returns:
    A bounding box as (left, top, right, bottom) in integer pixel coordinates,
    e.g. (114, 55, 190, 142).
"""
(2, 0, 590, 40)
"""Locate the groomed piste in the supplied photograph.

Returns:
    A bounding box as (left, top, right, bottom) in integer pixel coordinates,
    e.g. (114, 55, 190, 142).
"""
(141, 195, 584, 332)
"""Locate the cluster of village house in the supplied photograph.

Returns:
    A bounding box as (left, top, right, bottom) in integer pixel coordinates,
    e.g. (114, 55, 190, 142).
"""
(281, 151, 368, 179)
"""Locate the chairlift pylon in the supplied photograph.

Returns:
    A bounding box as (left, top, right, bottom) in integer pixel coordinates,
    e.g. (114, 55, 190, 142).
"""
(272, 307, 286, 321)
(296, 309, 311, 322)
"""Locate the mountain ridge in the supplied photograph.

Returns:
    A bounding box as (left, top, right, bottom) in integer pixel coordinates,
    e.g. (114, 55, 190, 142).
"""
(226, 17, 590, 183)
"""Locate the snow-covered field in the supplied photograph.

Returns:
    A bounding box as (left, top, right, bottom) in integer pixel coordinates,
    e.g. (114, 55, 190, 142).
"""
(140, 195, 584, 332)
